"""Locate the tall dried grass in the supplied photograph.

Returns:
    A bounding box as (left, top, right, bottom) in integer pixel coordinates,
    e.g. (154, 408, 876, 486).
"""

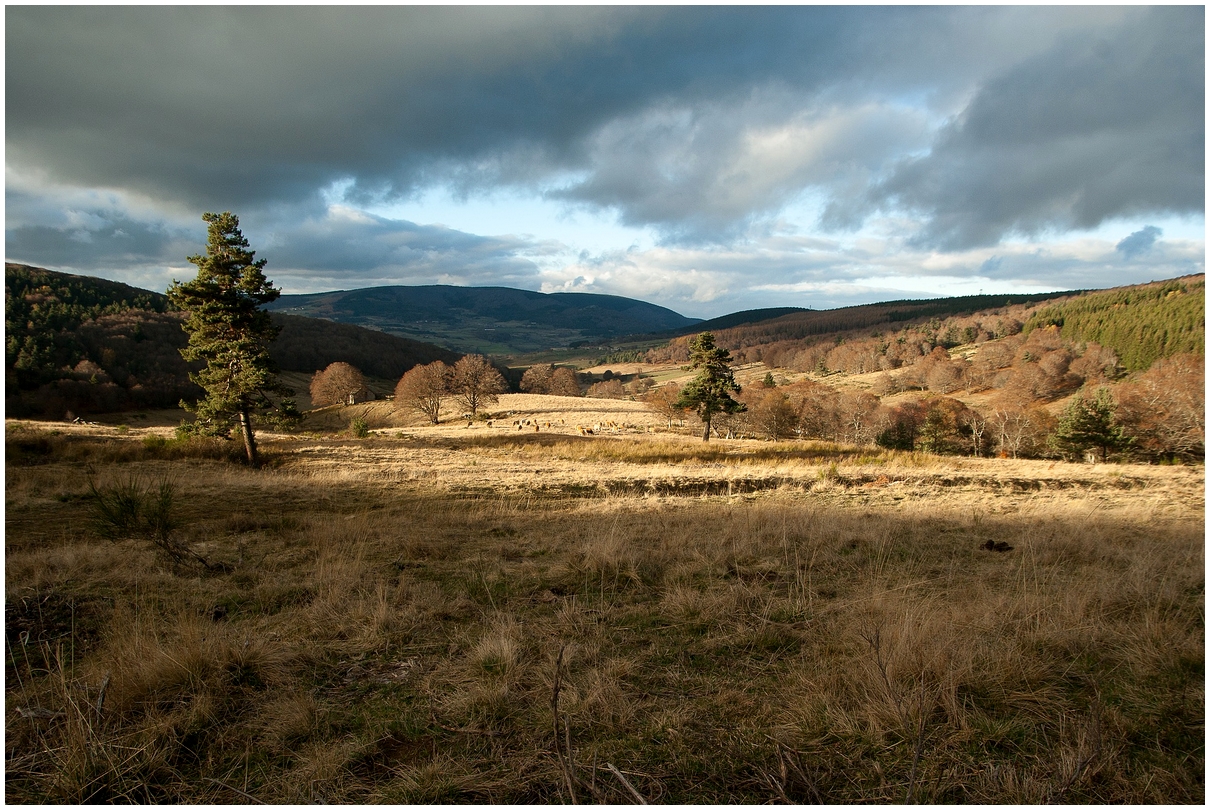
(5, 427, 1202, 803)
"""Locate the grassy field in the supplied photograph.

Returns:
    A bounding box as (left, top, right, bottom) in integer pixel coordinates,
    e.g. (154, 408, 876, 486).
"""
(4, 402, 1204, 803)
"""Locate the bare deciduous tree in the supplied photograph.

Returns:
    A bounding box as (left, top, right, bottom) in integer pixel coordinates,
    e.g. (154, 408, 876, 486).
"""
(520, 364, 554, 393)
(1114, 354, 1205, 461)
(310, 362, 368, 407)
(548, 367, 583, 397)
(451, 354, 506, 417)
(395, 361, 451, 424)
(642, 383, 686, 428)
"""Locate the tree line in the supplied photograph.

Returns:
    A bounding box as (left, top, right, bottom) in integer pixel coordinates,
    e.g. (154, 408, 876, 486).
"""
(4, 263, 461, 420)
(643, 277, 1203, 390)
(640, 351, 1203, 463)
(16, 213, 1200, 467)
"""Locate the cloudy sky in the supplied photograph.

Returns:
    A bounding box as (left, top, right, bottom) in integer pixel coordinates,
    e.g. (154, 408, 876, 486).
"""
(6, 5, 1205, 318)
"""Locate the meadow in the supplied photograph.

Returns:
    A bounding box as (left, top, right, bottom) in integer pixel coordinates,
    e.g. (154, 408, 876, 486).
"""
(4, 398, 1204, 803)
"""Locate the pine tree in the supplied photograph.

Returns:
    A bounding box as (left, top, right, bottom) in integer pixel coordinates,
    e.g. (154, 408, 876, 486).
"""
(674, 332, 745, 441)
(167, 212, 295, 466)
(1051, 387, 1131, 462)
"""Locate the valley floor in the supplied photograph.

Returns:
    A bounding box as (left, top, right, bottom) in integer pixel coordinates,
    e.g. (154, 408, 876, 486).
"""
(5, 409, 1204, 803)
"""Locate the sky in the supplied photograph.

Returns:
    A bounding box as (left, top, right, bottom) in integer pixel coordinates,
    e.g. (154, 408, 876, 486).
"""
(5, 5, 1205, 319)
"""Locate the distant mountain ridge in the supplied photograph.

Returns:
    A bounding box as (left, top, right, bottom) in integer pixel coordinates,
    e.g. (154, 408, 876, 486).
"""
(267, 284, 701, 354)
(4, 264, 461, 418)
(655, 307, 811, 337)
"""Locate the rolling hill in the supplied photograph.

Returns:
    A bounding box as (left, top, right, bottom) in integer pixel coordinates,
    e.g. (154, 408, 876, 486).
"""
(266, 285, 701, 354)
(654, 306, 811, 337)
(1022, 276, 1205, 371)
(702, 291, 1085, 347)
(4, 264, 462, 418)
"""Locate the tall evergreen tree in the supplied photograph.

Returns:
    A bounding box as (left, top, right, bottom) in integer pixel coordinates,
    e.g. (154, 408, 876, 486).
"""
(167, 212, 294, 466)
(675, 332, 745, 441)
(1051, 387, 1131, 462)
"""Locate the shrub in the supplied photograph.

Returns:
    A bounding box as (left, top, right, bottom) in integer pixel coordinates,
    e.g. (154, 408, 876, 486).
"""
(586, 379, 626, 399)
(88, 473, 219, 570)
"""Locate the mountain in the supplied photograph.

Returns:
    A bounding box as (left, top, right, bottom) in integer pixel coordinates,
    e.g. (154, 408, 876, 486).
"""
(705, 291, 1085, 347)
(266, 285, 701, 354)
(5, 264, 461, 419)
(655, 307, 811, 337)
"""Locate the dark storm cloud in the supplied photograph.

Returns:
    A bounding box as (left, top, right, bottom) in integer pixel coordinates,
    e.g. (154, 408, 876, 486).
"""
(866, 6, 1203, 250)
(5, 213, 196, 271)
(550, 95, 933, 244)
(263, 210, 544, 288)
(1116, 226, 1163, 260)
(5, 6, 855, 212)
(4, 199, 546, 290)
(5, 4, 1202, 293)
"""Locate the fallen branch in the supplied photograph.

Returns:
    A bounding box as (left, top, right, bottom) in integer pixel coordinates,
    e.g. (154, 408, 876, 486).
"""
(605, 763, 648, 804)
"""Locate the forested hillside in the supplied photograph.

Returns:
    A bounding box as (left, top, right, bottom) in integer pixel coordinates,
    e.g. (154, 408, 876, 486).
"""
(647, 277, 1203, 377)
(268, 284, 701, 354)
(4, 264, 463, 418)
(6, 264, 171, 389)
(647, 275, 1204, 463)
(268, 314, 460, 379)
(1022, 276, 1204, 370)
(668, 291, 1079, 350)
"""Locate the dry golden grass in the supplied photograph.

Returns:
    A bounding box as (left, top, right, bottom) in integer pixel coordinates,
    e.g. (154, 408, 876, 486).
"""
(5, 418, 1204, 803)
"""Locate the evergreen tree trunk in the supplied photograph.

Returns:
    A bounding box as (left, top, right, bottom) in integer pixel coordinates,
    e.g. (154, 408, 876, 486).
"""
(702, 417, 711, 441)
(239, 409, 259, 467)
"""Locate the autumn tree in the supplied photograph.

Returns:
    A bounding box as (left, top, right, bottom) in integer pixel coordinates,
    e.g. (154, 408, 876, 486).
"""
(451, 354, 506, 417)
(1068, 342, 1120, 386)
(395, 361, 451, 424)
(794, 381, 844, 441)
(751, 389, 799, 440)
(876, 400, 926, 451)
(1114, 354, 1205, 461)
(627, 376, 654, 396)
(520, 364, 554, 393)
(548, 367, 583, 397)
(915, 397, 978, 455)
(167, 212, 294, 466)
(675, 332, 745, 441)
(642, 383, 686, 428)
(310, 361, 367, 407)
(586, 379, 625, 399)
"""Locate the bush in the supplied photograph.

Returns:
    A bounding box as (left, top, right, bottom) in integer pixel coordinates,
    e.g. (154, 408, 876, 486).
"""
(350, 417, 370, 438)
(88, 473, 223, 571)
